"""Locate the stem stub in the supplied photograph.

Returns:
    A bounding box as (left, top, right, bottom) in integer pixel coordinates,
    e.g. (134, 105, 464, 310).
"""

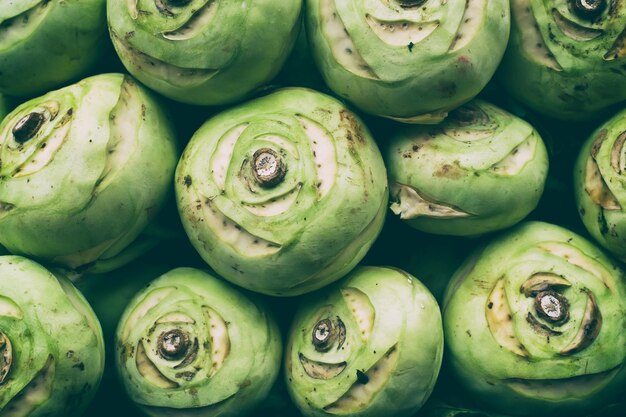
(158, 329, 190, 360)
(535, 291, 570, 324)
(572, 0, 606, 19)
(12, 112, 45, 144)
(252, 148, 286, 187)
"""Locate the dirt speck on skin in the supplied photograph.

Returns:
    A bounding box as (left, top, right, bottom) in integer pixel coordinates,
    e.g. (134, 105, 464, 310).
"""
(339, 109, 365, 145)
(433, 161, 464, 179)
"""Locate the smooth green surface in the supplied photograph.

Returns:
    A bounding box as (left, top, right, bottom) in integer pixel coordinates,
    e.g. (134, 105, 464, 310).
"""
(384, 100, 549, 236)
(175, 87, 388, 296)
(305, 0, 510, 121)
(0, 255, 104, 417)
(107, 0, 303, 105)
(0, 0, 108, 97)
(285, 266, 443, 417)
(443, 221, 626, 416)
(0, 73, 178, 271)
(574, 106, 626, 260)
(116, 267, 282, 417)
(498, 0, 626, 120)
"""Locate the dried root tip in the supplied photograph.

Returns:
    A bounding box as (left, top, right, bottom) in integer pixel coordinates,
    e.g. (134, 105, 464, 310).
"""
(534, 291, 570, 325)
(158, 329, 190, 360)
(12, 112, 45, 144)
(571, 0, 606, 19)
(252, 148, 286, 187)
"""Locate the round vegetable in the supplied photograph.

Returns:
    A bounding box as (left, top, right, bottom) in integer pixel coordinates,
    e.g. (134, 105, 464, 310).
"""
(575, 106, 626, 261)
(175, 87, 388, 296)
(497, 0, 626, 120)
(0, 255, 105, 417)
(107, 0, 303, 105)
(285, 266, 443, 417)
(0, 73, 178, 272)
(443, 221, 626, 416)
(0, 0, 108, 97)
(116, 267, 282, 417)
(384, 100, 549, 236)
(305, 0, 510, 123)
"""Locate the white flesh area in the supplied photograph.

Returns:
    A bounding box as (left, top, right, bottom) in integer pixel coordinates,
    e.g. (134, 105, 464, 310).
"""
(449, 0, 485, 52)
(340, 287, 375, 342)
(13, 112, 71, 177)
(560, 291, 600, 355)
(1, 355, 54, 417)
(122, 287, 177, 340)
(128, 0, 139, 19)
(201, 199, 282, 256)
(610, 132, 626, 175)
(296, 116, 337, 200)
(390, 183, 471, 219)
(299, 354, 347, 380)
(365, 14, 439, 46)
(585, 156, 621, 209)
(320, 0, 379, 79)
(486, 278, 529, 357)
(156, 313, 195, 324)
(513, 0, 562, 71)
(211, 123, 248, 191)
(506, 366, 618, 401)
(490, 137, 536, 176)
(113, 35, 219, 87)
(0, 296, 22, 319)
(136, 343, 178, 389)
(538, 242, 617, 293)
(520, 273, 571, 296)
(242, 184, 302, 217)
(323, 345, 399, 413)
(162, 1, 219, 40)
(204, 307, 230, 376)
(94, 80, 137, 192)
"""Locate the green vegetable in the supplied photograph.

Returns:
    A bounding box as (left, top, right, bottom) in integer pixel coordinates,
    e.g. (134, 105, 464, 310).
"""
(0, 94, 11, 122)
(497, 0, 626, 120)
(0, 255, 104, 417)
(116, 267, 282, 417)
(0, 73, 178, 273)
(285, 266, 443, 417)
(0, 0, 108, 97)
(305, 0, 510, 123)
(175, 87, 388, 296)
(107, 0, 303, 105)
(574, 106, 626, 261)
(443, 221, 626, 416)
(384, 100, 549, 236)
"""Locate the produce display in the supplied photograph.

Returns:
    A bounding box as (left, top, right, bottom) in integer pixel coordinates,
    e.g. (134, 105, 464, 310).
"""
(0, 1, 625, 417)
